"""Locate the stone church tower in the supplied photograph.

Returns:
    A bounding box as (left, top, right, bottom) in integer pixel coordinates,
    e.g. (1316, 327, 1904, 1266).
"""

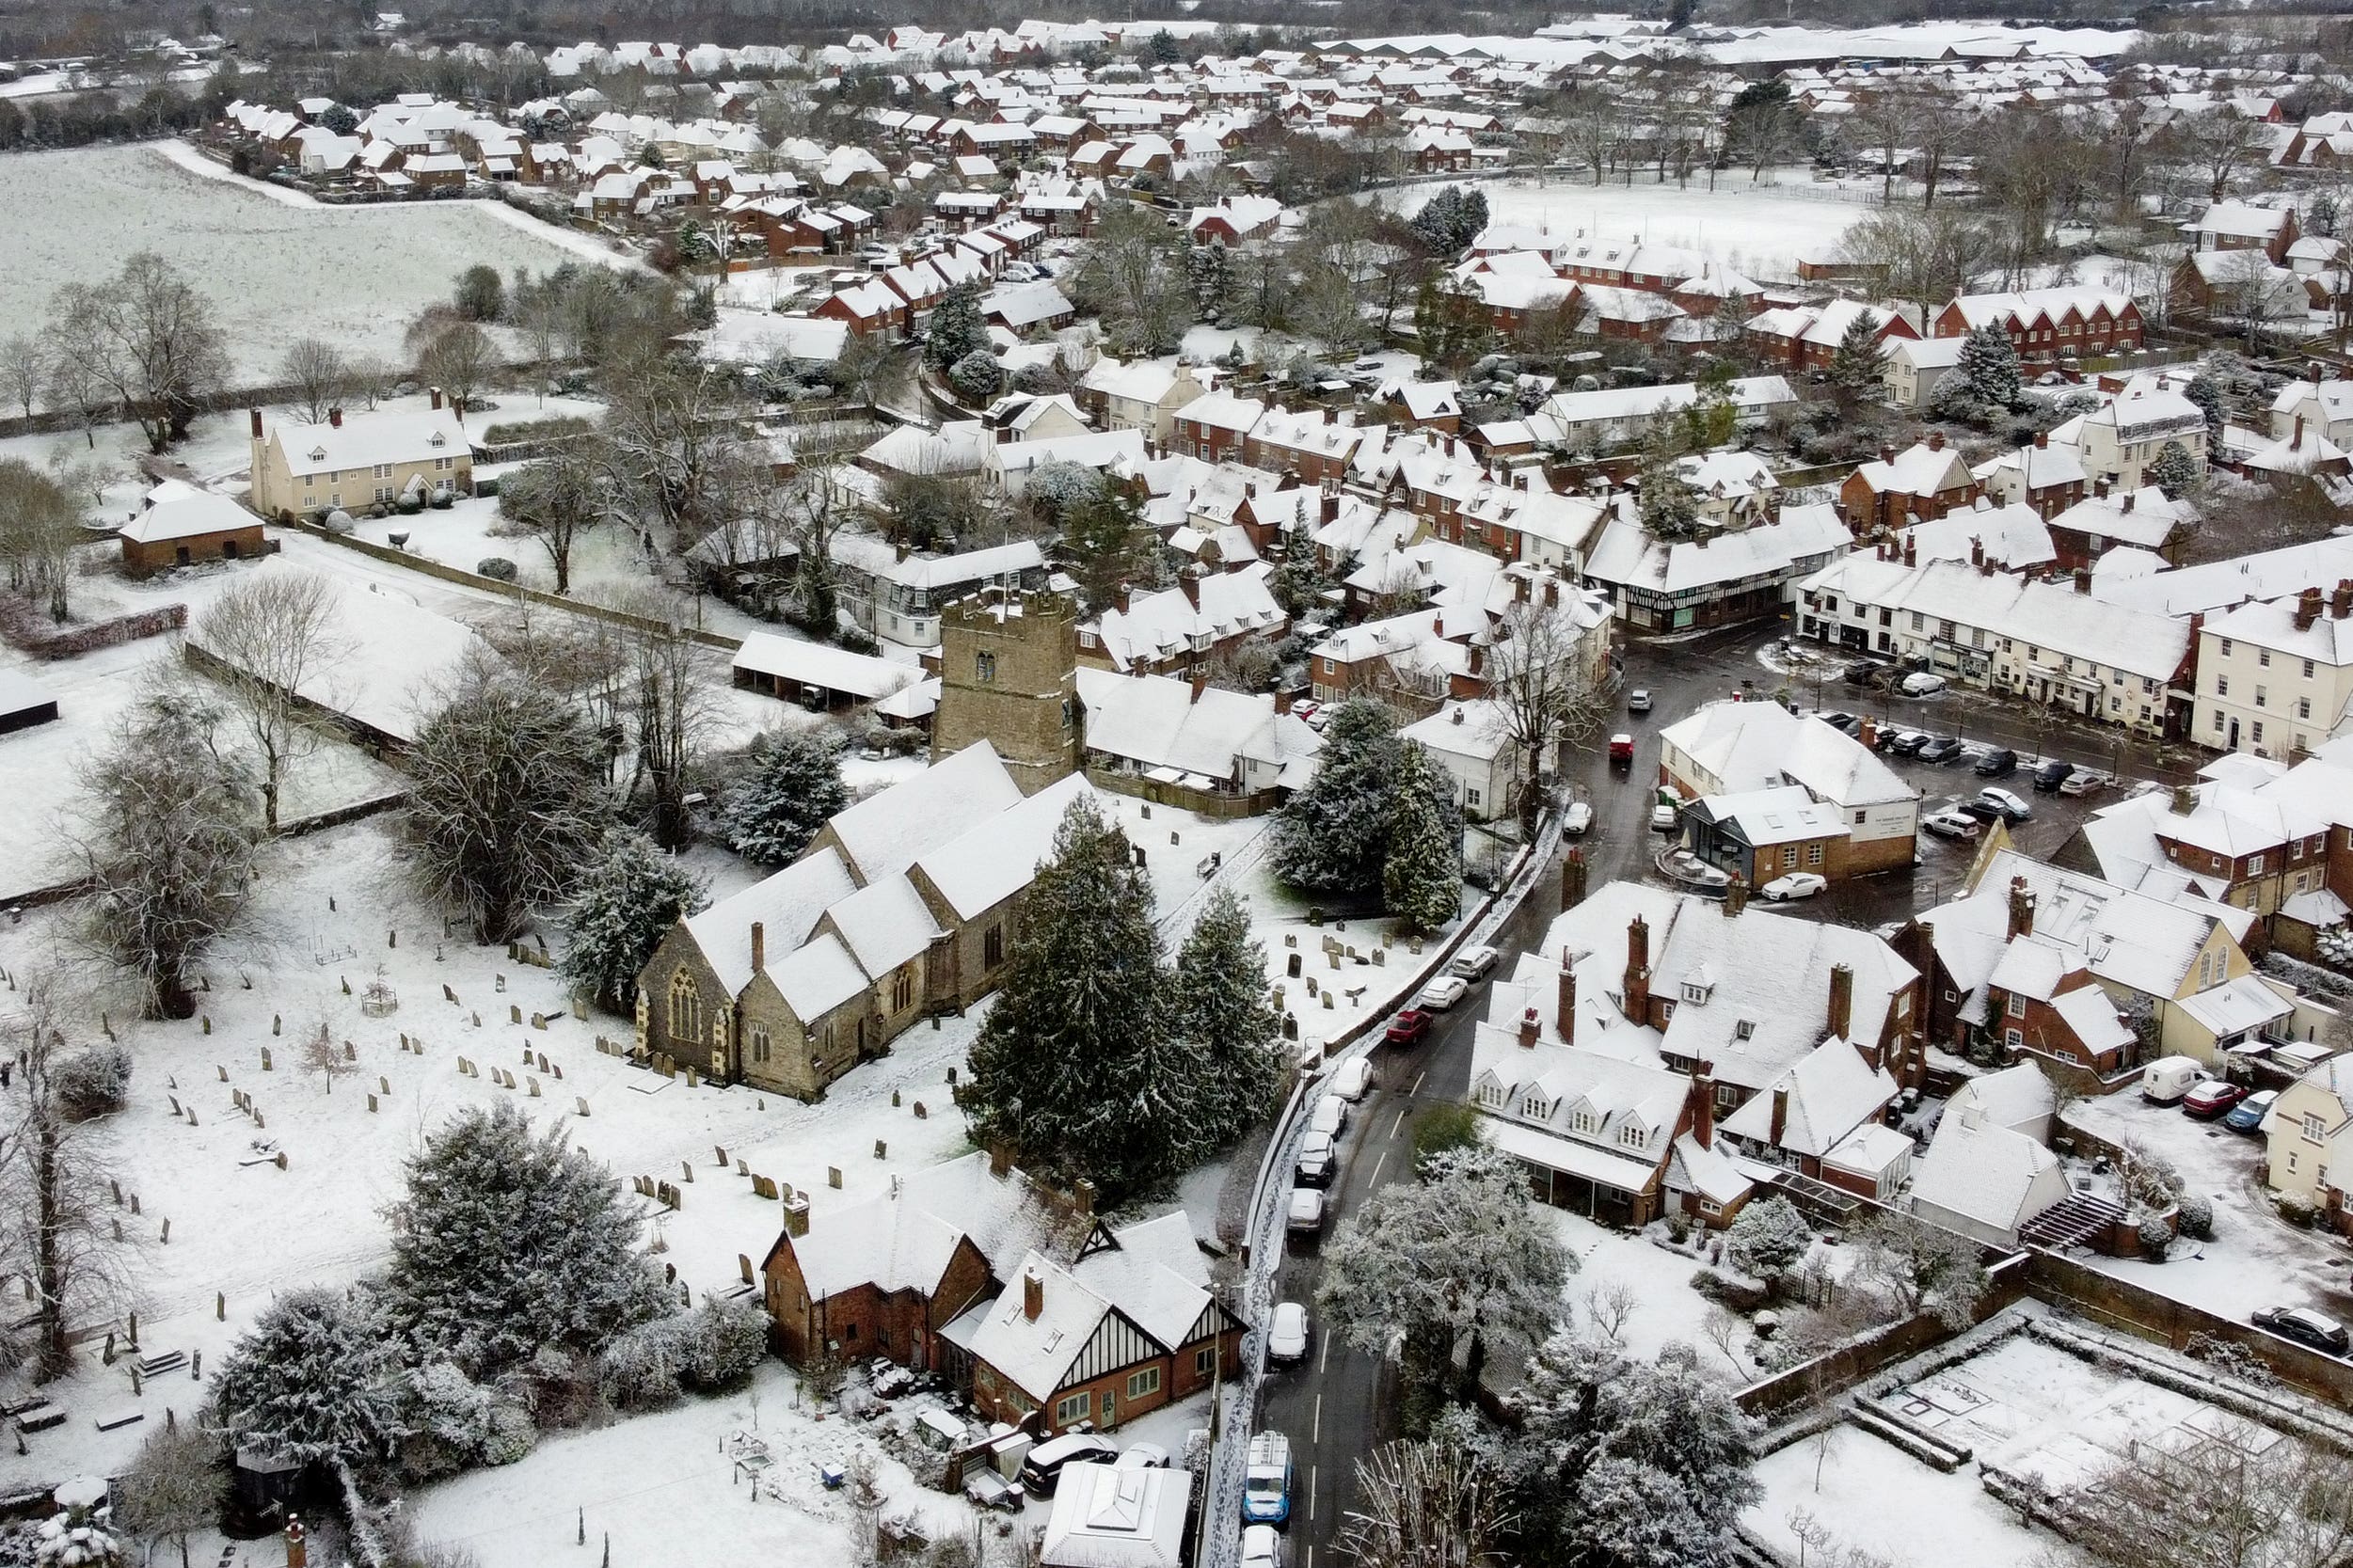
(930, 587, 1081, 794)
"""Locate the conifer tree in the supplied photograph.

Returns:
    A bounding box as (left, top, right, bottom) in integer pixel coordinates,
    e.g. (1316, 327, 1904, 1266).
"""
(2147, 438, 2200, 499)
(1826, 309, 1884, 404)
(1636, 431, 1701, 542)
(1383, 743, 1464, 934)
(722, 731, 849, 865)
(1171, 885, 1283, 1140)
(561, 831, 708, 1013)
(923, 282, 990, 372)
(207, 1288, 406, 1467)
(1955, 322, 2021, 411)
(1273, 699, 1405, 897)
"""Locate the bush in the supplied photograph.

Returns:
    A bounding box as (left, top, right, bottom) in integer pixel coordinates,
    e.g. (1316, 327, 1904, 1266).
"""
(2176, 1190, 2216, 1241)
(396, 492, 425, 516)
(1723, 1195, 1812, 1281)
(54, 1043, 132, 1121)
(477, 558, 519, 582)
(1691, 1267, 1770, 1313)
(2137, 1214, 2172, 1261)
(400, 1362, 536, 1481)
(596, 1296, 768, 1410)
(2277, 1191, 2320, 1228)
(835, 622, 880, 656)
(946, 349, 1005, 404)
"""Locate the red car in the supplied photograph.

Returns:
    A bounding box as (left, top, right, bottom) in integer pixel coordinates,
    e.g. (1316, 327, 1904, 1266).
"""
(1385, 1009, 1433, 1047)
(2183, 1079, 2248, 1119)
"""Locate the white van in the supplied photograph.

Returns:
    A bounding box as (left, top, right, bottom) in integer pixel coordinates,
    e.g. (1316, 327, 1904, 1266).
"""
(1310, 1095, 1347, 1137)
(2140, 1055, 2208, 1104)
(1330, 1057, 1372, 1102)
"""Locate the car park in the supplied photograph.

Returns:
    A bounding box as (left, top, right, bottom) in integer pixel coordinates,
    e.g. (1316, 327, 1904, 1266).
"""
(1330, 1056, 1373, 1101)
(1762, 872, 1828, 901)
(1448, 944, 1499, 981)
(1890, 730, 1931, 755)
(1627, 689, 1653, 714)
(1916, 736, 1964, 763)
(1417, 974, 1471, 1010)
(1974, 748, 2019, 777)
(1564, 800, 1594, 835)
(1294, 1129, 1336, 1187)
(1244, 1433, 1295, 1525)
(1975, 787, 2031, 822)
(1267, 1302, 1311, 1365)
(1900, 671, 1948, 695)
(2032, 759, 2075, 793)
(1385, 1009, 1432, 1047)
(2225, 1089, 2279, 1133)
(1285, 1189, 1326, 1237)
(1021, 1433, 1120, 1497)
(2183, 1079, 2249, 1119)
(1922, 810, 1982, 841)
(2254, 1307, 2350, 1355)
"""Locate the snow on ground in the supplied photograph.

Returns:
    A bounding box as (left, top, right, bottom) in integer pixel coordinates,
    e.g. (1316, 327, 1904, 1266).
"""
(1547, 1214, 1738, 1374)
(2061, 1093, 2353, 1326)
(716, 264, 838, 312)
(0, 145, 629, 382)
(1748, 1424, 2049, 1568)
(1380, 166, 1876, 282)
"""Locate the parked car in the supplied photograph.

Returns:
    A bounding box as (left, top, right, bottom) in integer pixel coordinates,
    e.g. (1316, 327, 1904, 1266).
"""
(1922, 809, 1982, 841)
(2140, 1055, 2209, 1104)
(1974, 787, 2031, 822)
(1242, 1525, 1287, 1568)
(1294, 1129, 1336, 1187)
(2225, 1088, 2279, 1133)
(1267, 1302, 1311, 1366)
(1973, 747, 2019, 777)
(1564, 800, 1595, 835)
(1890, 730, 1932, 755)
(1842, 661, 1882, 685)
(1384, 1008, 1432, 1047)
(1900, 671, 1948, 695)
(1330, 1056, 1372, 1101)
(1244, 1433, 1295, 1525)
(1916, 736, 1965, 764)
(1448, 944, 1499, 981)
(1609, 734, 1635, 765)
(2059, 768, 2112, 797)
(2032, 759, 2075, 793)
(1762, 872, 1828, 901)
(1416, 974, 1471, 1011)
(1650, 803, 1680, 832)
(1817, 711, 1860, 734)
(1309, 1095, 1347, 1137)
(1289, 699, 1320, 724)
(1121, 1445, 1172, 1469)
(1022, 1433, 1120, 1497)
(1285, 1188, 1326, 1237)
(2183, 1079, 2249, 1119)
(1627, 689, 1653, 714)
(2255, 1307, 2351, 1355)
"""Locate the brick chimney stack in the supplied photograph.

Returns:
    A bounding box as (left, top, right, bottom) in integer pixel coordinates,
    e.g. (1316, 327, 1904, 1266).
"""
(2122, 491, 2135, 513)
(2075, 567, 2091, 594)
(327, 407, 342, 428)
(286, 1520, 308, 1568)
(1023, 1265, 1044, 1321)
(1903, 534, 1916, 567)
(1115, 581, 1133, 614)
(1624, 915, 1651, 1022)
(431, 387, 444, 410)
(249, 407, 262, 439)
(1557, 954, 1576, 1043)
(2007, 876, 2036, 941)
(1518, 1006, 1540, 1050)
(1691, 1059, 1715, 1147)
(1180, 567, 1202, 611)
(2332, 578, 2353, 620)
(1560, 847, 1588, 911)
(1189, 673, 1208, 704)
(2296, 586, 2324, 631)
(1827, 962, 1853, 1041)
(1927, 431, 1946, 451)
(1724, 873, 1749, 916)
(2034, 431, 2048, 449)
(1769, 1085, 1789, 1146)
(1969, 536, 1984, 567)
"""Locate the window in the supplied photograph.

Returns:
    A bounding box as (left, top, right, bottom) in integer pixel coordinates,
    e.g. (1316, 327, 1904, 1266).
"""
(668, 973, 699, 1040)
(2220, 638, 2234, 657)
(1056, 1392, 1091, 1426)
(2304, 658, 2317, 679)
(1127, 1367, 1162, 1400)
(2253, 722, 2265, 744)
(2299, 697, 2313, 720)
(1466, 787, 1481, 808)
(1196, 1347, 1216, 1376)
(1910, 611, 1925, 632)
(2306, 1114, 2328, 1142)
(1715, 1083, 1739, 1108)
(1616, 1124, 1645, 1149)
(1476, 1083, 1503, 1107)
(1853, 810, 1867, 825)
(2256, 686, 2268, 708)
(1681, 980, 1709, 1004)
(1806, 844, 1824, 867)
(1521, 1094, 1549, 1119)
(2250, 854, 2265, 875)
(2259, 649, 2272, 667)
(2214, 710, 2226, 733)
(2004, 1028, 2023, 1050)
(891, 969, 914, 1013)
(976, 651, 997, 683)
(983, 926, 1005, 968)
(1734, 1019, 1756, 1041)
(1570, 1108, 1598, 1135)
(2007, 992, 2027, 1020)
(750, 1025, 771, 1064)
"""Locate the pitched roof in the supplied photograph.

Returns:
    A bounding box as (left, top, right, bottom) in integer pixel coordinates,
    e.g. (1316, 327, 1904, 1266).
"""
(825, 740, 1025, 883)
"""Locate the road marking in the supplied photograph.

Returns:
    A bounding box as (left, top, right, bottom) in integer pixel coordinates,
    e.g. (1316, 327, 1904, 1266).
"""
(1313, 1393, 1324, 1444)
(1408, 1070, 1425, 1097)
(1370, 1150, 1387, 1187)
(1305, 1549, 1314, 1568)
(1390, 1107, 1408, 1139)
(1319, 1329, 1330, 1375)
(1310, 1465, 1318, 1522)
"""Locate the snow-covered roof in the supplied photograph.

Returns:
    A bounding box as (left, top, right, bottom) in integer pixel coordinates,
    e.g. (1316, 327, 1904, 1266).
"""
(1717, 1037, 1896, 1158)
(684, 849, 861, 997)
(266, 406, 468, 479)
(1659, 697, 1916, 811)
(825, 740, 1025, 884)
(730, 632, 918, 700)
(118, 490, 259, 544)
(1041, 1464, 1187, 1568)
(912, 771, 1094, 921)
(1908, 1108, 2066, 1241)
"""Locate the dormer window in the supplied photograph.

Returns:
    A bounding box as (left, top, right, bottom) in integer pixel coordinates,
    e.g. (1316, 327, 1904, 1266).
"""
(1520, 1094, 1548, 1119)
(1569, 1108, 1598, 1135)
(1735, 1019, 1756, 1041)
(308, 447, 327, 463)
(1616, 1125, 1645, 1150)
(1681, 981, 1710, 1005)
(428, 432, 447, 448)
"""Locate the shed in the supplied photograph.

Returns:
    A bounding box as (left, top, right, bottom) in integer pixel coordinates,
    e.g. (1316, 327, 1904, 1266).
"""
(730, 632, 918, 711)
(1040, 1463, 1187, 1568)
(0, 672, 59, 735)
(118, 491, 266, 578)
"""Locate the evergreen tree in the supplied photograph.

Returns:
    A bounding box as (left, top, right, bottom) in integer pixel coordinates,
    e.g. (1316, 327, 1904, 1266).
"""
(1171, 885, 1284, 1141)
(560, 831, 708, 1014)
(1825, 308, 1884, 404)
(207, 1288, 406, 1468)
(1955, 322, 2022, 411)
(1147, 27, 1182, 61)
(958, 797, 1201, 1199)
(2185, 369, 2225, 434)
(1187, 242, 1234, 319)
(383, 1101, 669, 1378)
(946, 349, 1004, 404)
(2147, 438, 2201, 499)
(1272, 699, 1405, 898)
(1721, 1194, 1812, 1279)
(1383, 742, 1464, 934)
(1409, 185, 1489, 257)
(923, 282, 991, 372)
(723, 731, 849, 864)
(1636, 432, 1701, 541)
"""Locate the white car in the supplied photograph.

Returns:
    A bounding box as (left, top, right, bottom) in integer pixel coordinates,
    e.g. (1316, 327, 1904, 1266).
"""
(1650, 803, 1680, 832)
(1118, 1444, 1172, 1468)
(1447, 943, 1499, 980)
(1242, 1525, 1286, 1568)
(1286, 1188, 1326, 1235)
(1267, 1302, 1311, 1365)
(1564, 800, 1594, 835)
(1761, 872, 1828, 901)
(1901, 671, 1948, 695)
(1416, 974, 1471, 1011)
(1921, 809, 1981, 841)
(1330, 1056, 1372, 1101)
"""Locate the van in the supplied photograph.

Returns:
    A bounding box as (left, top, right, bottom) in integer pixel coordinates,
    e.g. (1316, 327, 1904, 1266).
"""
(1243, 1433, 1294, 1525)
(1310, 1095, 1347, 1137)
(2140, 1055, 2208, 1105)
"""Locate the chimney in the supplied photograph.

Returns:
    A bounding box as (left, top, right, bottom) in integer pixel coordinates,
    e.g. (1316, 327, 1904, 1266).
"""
(1073, 1178, 1097, 1216)
(1518, 1006, 1540, 1050)
(1274, 689, 1293, 716)
(1322, 486, 1340, 524)
(783, 1194, 810, 1236)
(1880, 443, 1896, 465)
(751, 921, 766, 973)
(2074, 567, 2091, 594)
(1023, 1265, 1044, 1321)
(1513, 573, 1530, 603)
(1857, 718, 1877, 751)
(1927, 431, 1945, 451)
(1557, 954, 1576, 1043)
(285, 1520, 307, 1568)
(1691, 1060, 1716, 1147)
(248, 407, 262, 439)
(1624, 915, 1651, 1022)
(327, 406, 342, 429)
(430, 387, 443, 410)
(987, 1138, 1013, 1179)
(2314, 361, 2328, 384)
(1180, 568, 1202, 611)
(2295, 414, 2307, 451)
(1467, 643, 1485, 677)
(1451, 705, 1466, 724)
(1903, 534, 1916, 567)
(2332, 578, 2353, 619)
(2170, 783, 2198, 816)
(1827, 962, 1853, 1041)
(1560, 847, 1588, 911)
(2121, 492, 2135, 514)
(2093, 479, 2109, 499)
(1969, 536, 1984, 567)
(1189, 673, 1208, 704)
(2007, 876, 2036, 940)
(1769, 1085, 1789, 1146)
(2297, 586, 2324, 631)
(2034, 431, 2048, 449)
(1724, 873, 1749, 916)
(895, 542, 911, 562)
(1545, 578, 1560, 607)
(1116, 581, 1133, 614)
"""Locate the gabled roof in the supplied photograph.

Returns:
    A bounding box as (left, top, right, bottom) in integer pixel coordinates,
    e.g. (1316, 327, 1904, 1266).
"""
(825, 740, 1024, 884)
(1717, 1036, 1897, 1158)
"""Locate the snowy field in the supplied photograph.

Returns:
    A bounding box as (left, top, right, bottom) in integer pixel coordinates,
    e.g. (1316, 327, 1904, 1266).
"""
(0, 144, 628, 383)
(1381, 167, 1877, 282)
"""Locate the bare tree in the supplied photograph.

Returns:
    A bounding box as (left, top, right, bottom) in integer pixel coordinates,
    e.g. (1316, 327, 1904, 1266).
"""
(493, 446, 609, 595)
(1702, 1304, 1749, 1376)
(1584, 1279, 1639, 1345)
(1483, 589, 1612, 831)
(1837, 206, 1999, 306)
(51, 252, 230, 454)
(2062, 1415, 2353, 1568)
(113, 1416, 222, 1568)
(297, 1021, 354, 1096)
(1852, 90, 1918, 202)
(588, 584, 718, 849)
(0, 334, 42, 419)
(1849, 1211, 1988, 1330)
(1340, 1436, 1515, 1568)
(0, 459, 85, 623)
(345, 354, 397, 412)
(2168, 109, 2265, 204)
(280, 337, 351, 424)
(42, 349, 110, 451)
(72, 689, 259, 1018)
(414, 321, 500, 408)
(596, 347, 755, 539)
(188, 568, 347, 832)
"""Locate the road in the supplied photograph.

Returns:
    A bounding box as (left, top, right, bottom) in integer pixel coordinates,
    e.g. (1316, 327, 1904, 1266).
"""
(1239, 614, 2191, 1565)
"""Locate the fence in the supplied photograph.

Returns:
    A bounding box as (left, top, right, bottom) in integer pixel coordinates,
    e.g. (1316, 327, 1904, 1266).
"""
(0, 600, 185, 660)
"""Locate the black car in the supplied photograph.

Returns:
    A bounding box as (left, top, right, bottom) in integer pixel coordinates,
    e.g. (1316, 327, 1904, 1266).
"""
(1890, 731, 1932, 756)
(1817, 711, 1860, 734)
(1916, 736, 1964, 764)
(1973, 747, 2019, 777)
(1958, 799, 2005, 823)
(2254, 1307, 2351, 1356)
(1841, 661, 1881, 686)
(2032, 759, 2075, 793)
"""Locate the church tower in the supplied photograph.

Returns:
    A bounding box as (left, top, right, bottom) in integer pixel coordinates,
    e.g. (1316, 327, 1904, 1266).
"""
(930, 587, 1080, 795)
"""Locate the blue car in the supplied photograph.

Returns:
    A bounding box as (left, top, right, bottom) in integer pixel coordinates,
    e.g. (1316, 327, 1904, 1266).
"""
(1243, 1433, 1293, 1526)
(2224, 1089, 2278, 1133)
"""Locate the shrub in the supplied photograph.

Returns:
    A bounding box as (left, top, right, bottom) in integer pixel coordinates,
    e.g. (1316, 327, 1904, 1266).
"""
(2277, 1191, 2319, 1228)
(1723, 1196, 1812, 1281)
(477, 558, 519, 582)
(54, 1043, 132, 1121)
(596, 1296, 767, 1409)
(2137, 1214, 2172, 1261)
(396, 492, 425, 515)
(2176, 1190, 2215, 1241)
(946, 349, 1005, 403)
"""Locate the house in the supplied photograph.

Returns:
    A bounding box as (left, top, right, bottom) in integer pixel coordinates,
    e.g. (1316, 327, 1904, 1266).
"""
(1077, 357, 1205, 446)
(1186, 195, 1283, 245)
(2186, 198, 2299, 263)
(1170, 392, 1266, 465)
(1743, 298, 1919, 373)
(1581, 502, 1851, 637)
(1400, 699, 1521, 822)
(1881, 335, 1969, 411)
(1073, 669, 1321, 814)
(1657, 698, 1920, 876)
(1907, 1106, 2072, 1247)
(1970, 435, 2087, 520)
(1945, 1062, 2057, 1142)
(118, 487, 265, 577)
(1837, 435, 1979, 532)
(247, 398, 472, 521)
(1535, 376, 1798, 452)
(2045, 484, 2196, 570)
(2261, 1055, 2353, 1227)
(1078, 564, 1287, 676)
(1716, 1033, 1900, 1180)
(2046, 374, 2208, 493)
(1929, 287, 2144, 364)
(832, 537, 1050, 648)
(2269, 370, 2353, 449)
(1677, 785, 1854, 890)
(2191, 581, 2353, 759)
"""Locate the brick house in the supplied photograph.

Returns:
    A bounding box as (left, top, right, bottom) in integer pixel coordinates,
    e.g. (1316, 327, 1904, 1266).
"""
(1677, 785, 1855, 889)
(1170, 392, 1266, 465)
(1930, 288, 2144, 364)
(1837, 435, 1979, 532)
(118, 489, 265, 577)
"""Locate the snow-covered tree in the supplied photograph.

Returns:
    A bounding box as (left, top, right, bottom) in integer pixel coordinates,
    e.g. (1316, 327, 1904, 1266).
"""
(1170, 885, 1283, 1143)
(401, 1361, 537, 1479)
(947, 349, 1004, 404)
(723, 731, 849, 865)
(112, 1418, 221, 1568)
(52, 1043, 131, 1122)
(958, 796, 1202, 1199)
(1341, 1433, 1514, 1568)
(561, 831, 708, 1014)
(924, 283, 991, 371)
(1410, 186, 1489, 257)
(2185, 369, 2225, 434)
(207, 1287, 407, 1468)
(2148, 438, 2201, 499)
(1022, 459, 1106, 521)
(1273, 699, 1405, 898)
(382, 1101, 669, 1378)
(1515, 1337, 1762, 1568)
(1317, 1146, 1571, 1414)
(1722, 1195, 1812, 1280)
(1954, 323, 2021, 412)
(596, 1293, 768, 1410)
(1849, 1210, 1988, 1329)
(1636, 433, 1701, 542)
(1383, 742, 1463, 934)
(1825, 309, 1884, 405)
(1187, 242, 1233, 318)
(32, 1515, 121, 1568)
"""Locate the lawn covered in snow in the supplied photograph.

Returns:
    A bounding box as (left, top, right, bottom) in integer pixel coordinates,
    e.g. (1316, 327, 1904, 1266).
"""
(0, 144, 629, 383)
